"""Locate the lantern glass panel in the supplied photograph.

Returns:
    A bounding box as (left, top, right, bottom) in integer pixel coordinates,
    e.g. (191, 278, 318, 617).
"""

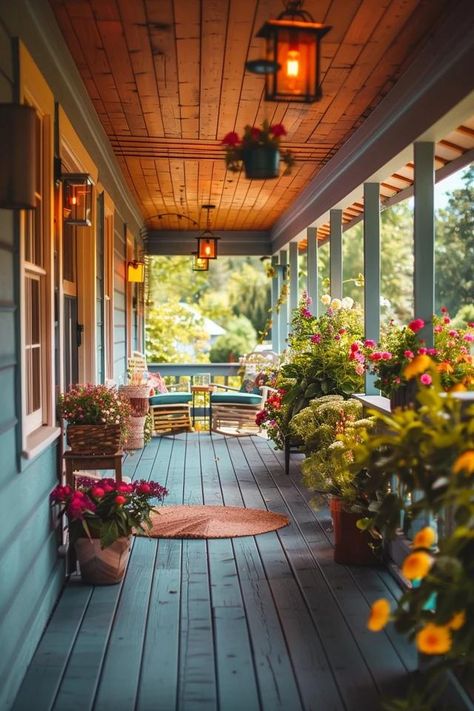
(197, 234, 218, 260)
(272, 29, 316, 100)
(63, 174, 93, 226)
(192, 255, 209, 271)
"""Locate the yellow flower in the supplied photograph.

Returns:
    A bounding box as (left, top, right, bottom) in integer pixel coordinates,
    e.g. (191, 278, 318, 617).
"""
(412, 527, 436, 549)
(436, 361, 454, 374)
(452, 450, 474, 476)
(448, 611, 466, 631)
(416, 623, 452, 655)
(367, 598, 391, 631)
(401, 551, 433, 580)
(403, 354, 432, 379)
(321, 294, 331, 305)
(331, 298, 342, 310)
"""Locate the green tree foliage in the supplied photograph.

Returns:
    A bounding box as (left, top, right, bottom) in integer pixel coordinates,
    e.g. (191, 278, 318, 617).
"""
(228, 262, 271, 333)
(209, 315, 257, 362)
(436, 166, 474, 315)
(146, 301, 209, 363)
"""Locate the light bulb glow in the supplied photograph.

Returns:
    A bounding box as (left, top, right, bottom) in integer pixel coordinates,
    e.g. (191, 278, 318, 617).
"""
(71, 195, 77, 206)
(286, 49, 300, 77)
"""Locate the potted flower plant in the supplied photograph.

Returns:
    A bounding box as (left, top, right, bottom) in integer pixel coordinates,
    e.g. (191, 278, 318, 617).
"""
(348, 368, 474, 708)
(221, 120, 295, 179)
(290, 395, 379, 565)
(57, 384, 132, 454)
(50, 477, 168, 584)
(352, 309, 474, 408)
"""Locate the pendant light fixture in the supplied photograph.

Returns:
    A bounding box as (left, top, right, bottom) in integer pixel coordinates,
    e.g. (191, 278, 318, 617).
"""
(196, 204, 220, 260)
(191, 251, 209, 272)
(246, 0, 331, 103)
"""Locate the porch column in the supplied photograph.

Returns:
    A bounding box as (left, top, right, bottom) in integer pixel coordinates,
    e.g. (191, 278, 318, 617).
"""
(306, 226, 318, 316)
(414, 142, 435, 347)
(363, 183, 381, 395)
(289, 241, 299, 313)
(271, 255, 280, 353)
(278, 249, 289, 352)
(329, 209, 343, 299)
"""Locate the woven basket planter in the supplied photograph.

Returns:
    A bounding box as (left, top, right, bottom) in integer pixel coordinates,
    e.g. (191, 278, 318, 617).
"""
(75, 536, 131, 585)
(124, 415, 146, 450)
(66, 423, 122, 454)
(119, 384, 150, 416)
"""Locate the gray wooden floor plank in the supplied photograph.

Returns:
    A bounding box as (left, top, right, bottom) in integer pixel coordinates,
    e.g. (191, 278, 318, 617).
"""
(13, 434, 414, 711)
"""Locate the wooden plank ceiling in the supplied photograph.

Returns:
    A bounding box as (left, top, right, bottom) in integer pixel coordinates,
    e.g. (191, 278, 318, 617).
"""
(50, 0, 458, 234)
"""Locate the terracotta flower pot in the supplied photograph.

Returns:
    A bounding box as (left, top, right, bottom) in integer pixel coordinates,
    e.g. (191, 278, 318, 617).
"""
(242, 146, 280, 179)
(330, 496, 376, 566)
(74, 536, 131, 585)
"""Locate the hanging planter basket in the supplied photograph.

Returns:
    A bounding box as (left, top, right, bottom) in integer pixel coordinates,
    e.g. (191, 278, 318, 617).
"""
(242, 146, 280, 180)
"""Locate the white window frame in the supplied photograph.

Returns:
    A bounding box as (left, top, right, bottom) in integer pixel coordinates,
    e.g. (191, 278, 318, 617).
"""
(20, 46, 58, 459)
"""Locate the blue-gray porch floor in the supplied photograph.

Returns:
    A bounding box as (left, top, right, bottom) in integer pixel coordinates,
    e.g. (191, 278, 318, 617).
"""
(12, 433, 416, 711)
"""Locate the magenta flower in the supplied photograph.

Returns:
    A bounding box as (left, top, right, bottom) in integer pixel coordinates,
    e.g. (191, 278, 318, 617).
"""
(418, 347, 428, 355)
(350, 342, 360, 353)
(420, 373, 432, 386)
(311, 333, 321, 344)
(364, 339, 376, 348)
(408, 318, 425, 333)
(404, 350, 414, 359)
(381, 351, 392, 360)
(448, 329, 459, 338)
(464, 333, 474, 342)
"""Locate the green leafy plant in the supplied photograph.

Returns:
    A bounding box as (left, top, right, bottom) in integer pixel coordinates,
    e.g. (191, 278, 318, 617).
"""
(280, 293, 364, 419)
(50, 477, 168, 548)
(339, 368, 474, 708)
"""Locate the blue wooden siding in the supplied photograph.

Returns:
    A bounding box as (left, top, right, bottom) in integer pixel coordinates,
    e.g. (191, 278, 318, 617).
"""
(113, 211, 127, 382)
(0, 28, 64, 708)
(0, 210, 63, 709)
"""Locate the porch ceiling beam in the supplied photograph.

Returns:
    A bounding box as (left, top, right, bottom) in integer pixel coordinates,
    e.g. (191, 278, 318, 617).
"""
(145, 230, 272, 256)
(270, 0, 474, 252)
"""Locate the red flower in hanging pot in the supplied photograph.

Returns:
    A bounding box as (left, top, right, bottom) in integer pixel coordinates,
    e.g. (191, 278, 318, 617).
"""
(270, 123, 287, 138)
(221, 131, 240, 146)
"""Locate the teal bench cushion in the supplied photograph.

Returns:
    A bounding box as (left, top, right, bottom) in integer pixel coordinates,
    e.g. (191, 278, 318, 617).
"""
(211, 392, 261, 406)
(150, 393, 191, 405)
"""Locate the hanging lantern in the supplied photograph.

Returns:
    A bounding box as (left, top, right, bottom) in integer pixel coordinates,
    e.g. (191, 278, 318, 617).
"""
(0, 103, 37, 209)
(196, 229, 220, 260)
(63, 173, 94, 226)
(196, 204, 220, 260)
(252, 0, 331, 103)
(127, 260, 145, 283)
(192, 252, 209, 272)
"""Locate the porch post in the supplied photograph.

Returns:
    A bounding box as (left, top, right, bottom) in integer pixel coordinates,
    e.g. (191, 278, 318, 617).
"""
(271, 255, 280, 353)
(363, 183, 381, 395)
(414, 142, 435, 347)
(329, 209, 343, 299)
(306, 226, 318, 316)
(289, 241, 299, 313)
(279, 249, 289, 352)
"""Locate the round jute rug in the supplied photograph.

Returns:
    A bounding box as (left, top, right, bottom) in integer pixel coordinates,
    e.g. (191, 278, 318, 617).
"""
(142, 504, 290, 539)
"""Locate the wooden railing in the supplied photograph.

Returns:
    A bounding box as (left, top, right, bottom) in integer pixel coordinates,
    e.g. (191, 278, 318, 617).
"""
(147, 362, 242, 387)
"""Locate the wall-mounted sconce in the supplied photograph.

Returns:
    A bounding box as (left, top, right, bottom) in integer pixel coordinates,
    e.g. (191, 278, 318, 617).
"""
(191, 252, 209, 272)
(0, 103, 37, 209)
(62, 173, 94, 226)
(128, 260, 145, 283)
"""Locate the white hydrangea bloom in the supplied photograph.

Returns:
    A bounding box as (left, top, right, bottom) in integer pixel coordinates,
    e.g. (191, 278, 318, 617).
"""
(341, 296, 354, 309)
(331, 298, 342, 310)
(321, 294, 331, 305)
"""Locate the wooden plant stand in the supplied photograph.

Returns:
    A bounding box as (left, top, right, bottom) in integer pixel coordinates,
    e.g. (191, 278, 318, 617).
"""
(64, 451, 123, 487)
